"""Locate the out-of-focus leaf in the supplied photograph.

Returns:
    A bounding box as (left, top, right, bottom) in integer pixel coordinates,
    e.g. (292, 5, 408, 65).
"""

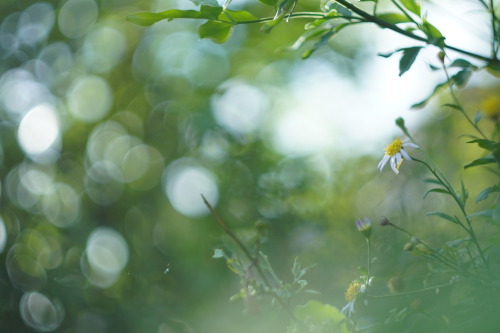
(449, 59, 477, 70)
(286, 27, 333, 51)
(399, 46, 423, 76)
(467, 209, 493, 218)
(126, 6, 224, 26)
(300, 23, 349, 59)
(220, 9, 257, 22)
(190, 0, 219, 5)
(423, 178, 441, 185)
(422, 20, 445, 47)
(464, 156, 496, 169)
(200, 5, 224, 19)
(423, 188, 450, 199)
(476, 185, 500, 203)
(302, 29, 336, 59)
(452, 69, 472, 88)
(459, 177, 468, 205)
(487, 59, 500, 77)
(198, 20, 234, 43)
(467, 139, 498, 151)
(426, 211, 460, 225)
(411, 81, 447, 108)
(258, 0, 278, 5)
(400, 0, 421, 16)
(443, 103, 464, 112)
(126, 12, 173, 26)
(377, 12, 413, 25)
(294, 300, 345, 323)
(474, 111, 482, 125)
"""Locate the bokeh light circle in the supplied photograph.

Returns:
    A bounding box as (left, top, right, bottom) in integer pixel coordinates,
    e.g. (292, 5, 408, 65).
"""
(163, 159, 219, 217)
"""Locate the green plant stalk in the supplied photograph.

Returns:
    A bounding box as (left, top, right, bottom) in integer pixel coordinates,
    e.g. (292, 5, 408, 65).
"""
(201, 195, 298, 322)
(366, 238, 371, 278)
(490, 0, 498, 58)
(412, 159, 491, 274)
(441, 62, 488, 139)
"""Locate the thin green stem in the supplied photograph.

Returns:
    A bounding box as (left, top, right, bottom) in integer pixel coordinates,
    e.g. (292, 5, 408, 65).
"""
(366, 238, 371, 277)
(490, 0, 498, 58)
(201, 195, 298, 322)
(441, 62, 488, 139)
(411, 159, 491, 274)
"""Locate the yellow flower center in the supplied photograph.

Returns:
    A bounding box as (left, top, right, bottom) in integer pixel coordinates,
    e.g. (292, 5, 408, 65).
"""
(345, 281, 361, 302)
(481, 96, 500, 120)
(384, 138, 403, 157)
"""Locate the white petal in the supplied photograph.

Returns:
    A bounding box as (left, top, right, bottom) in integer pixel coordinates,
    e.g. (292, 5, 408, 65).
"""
(400, 149, 411, 160)
(395, 152, 402, 165)
(378, 155, 390, 171)
(390, 156, 399, 174)
(403, 142, 419, 149)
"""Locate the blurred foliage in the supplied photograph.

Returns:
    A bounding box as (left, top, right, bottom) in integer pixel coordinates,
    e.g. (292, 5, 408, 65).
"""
(1, 0, 500, 332)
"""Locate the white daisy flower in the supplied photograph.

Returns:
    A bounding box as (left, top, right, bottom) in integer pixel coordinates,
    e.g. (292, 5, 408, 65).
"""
(378, 137, 419, 174)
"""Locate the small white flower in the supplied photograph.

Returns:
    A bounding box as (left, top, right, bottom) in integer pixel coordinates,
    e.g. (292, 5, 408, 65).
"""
(378, 137, 419, 174)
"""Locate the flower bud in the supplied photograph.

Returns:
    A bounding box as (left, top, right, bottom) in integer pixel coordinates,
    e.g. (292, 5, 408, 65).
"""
(355, 217, 372, 239)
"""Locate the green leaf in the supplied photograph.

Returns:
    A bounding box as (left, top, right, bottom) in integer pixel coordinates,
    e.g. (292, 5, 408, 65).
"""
(443, 103, 464, 112)
(258, 0, 278, 5)
(474, 111, 482, 125)
(476, 185, 500, 203)
(467, 209, 493, 218)
(294, 300, 345, 323)
(126, 6, 225, 26)
(198, 20, 234, 43)
(466, 139, 498, 151)
(126, 12, 171, 26)
(200, 4, 224, 19)
(423, 188, 450, 199)
(411, 81, 447, 108)
(190, 0, 219, 5)
(286, 27, 332, 51)
(423, 178, 441, 185)
(452, 69, 472, 88)
(422, 20, 445, 47)
(426, 211, 460, 224)
(400, 0, 421, 16)
(399, 47, 423, 76)
(302, 29, 336, 59)
(300, 23, 350, 59)
(219, 9, 257, 22)
(449, 59, 477, 70)
(459, 177, 468, 205)
(377, 12, 413, 25)
(464, 156, 496, 169)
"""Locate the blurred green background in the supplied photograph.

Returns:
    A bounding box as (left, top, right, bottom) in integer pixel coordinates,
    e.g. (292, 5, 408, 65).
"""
(0, 0, 498, 332)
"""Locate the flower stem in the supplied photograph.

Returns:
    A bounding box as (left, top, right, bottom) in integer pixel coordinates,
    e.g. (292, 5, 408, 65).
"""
(441, 61, 488, 140)
(411, 158, 491, 274)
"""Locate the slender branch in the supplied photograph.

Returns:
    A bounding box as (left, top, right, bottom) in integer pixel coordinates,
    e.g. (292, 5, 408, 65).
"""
(490, 0, 498, 58)
(201, 195, 298, 321)
(334, 0, 494, 62)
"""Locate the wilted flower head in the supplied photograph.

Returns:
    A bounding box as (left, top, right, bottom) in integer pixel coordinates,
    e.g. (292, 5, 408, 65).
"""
(378, 137, 419, 174)
(355, 217, 372, 239)
(345, 281, 362, 302)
